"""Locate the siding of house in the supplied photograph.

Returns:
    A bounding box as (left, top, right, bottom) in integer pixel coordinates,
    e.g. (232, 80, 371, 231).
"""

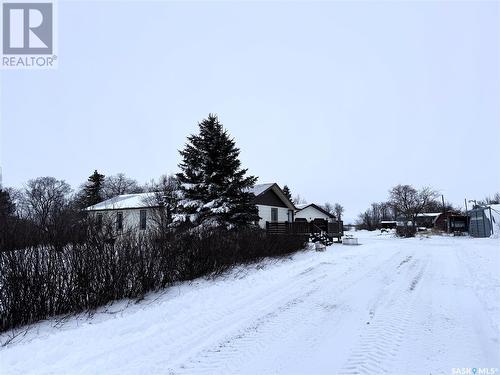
(88, 184, 297, 232)
(253, 189, 288, 208)
(94, 208, 156, 233)
(295, 206, 332, 222)
(256, 205, 290, 228)
(434, 212, 467, 232)
(95, 204, 291, 231)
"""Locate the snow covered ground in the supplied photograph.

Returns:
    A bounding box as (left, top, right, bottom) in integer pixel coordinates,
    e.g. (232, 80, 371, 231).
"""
(1, 231, 499, 375)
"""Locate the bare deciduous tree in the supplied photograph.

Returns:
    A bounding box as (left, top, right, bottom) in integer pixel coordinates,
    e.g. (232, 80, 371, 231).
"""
(389, 184, 438, 229)
(356, 203, 382, 230)
(378, 201, 394, 221)
(356, 209, 375, 231)
(19, 177, 71, 229)
(103, 173, 143, 199)
(423, 199, 456, 213)
(334, 203, 344, 220)
(18, 177, 75, 249)
(481, 192, 500, 205)
(322, 202, 334, 214)
(293, 194, 307, 205)
(322, 202, 344, 221)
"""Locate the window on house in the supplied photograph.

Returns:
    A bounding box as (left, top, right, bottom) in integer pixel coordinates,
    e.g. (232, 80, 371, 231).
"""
(140, 210, 147, 230)
(116, 212, 123, 231)
(271, 207, 278, 222)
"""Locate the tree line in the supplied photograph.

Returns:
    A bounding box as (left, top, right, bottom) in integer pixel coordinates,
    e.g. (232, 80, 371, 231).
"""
(356, 185, 451, 233)
(0, 114, 307, 332)
(356, 185, 500, 236)
(0, 173, 147, 252)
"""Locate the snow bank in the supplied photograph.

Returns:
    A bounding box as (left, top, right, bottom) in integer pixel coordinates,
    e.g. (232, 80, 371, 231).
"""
(2, 233, 499, 375)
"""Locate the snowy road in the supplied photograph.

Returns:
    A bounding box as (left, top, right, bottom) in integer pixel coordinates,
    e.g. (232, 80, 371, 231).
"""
(1, 232, 499, 375)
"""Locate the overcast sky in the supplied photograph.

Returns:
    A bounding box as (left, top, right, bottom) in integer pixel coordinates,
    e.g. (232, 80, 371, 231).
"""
(1, 1, 499, 223)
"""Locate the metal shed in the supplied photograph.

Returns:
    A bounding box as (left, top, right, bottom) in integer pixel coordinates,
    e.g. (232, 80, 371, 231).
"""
(468, 205, 498, 238)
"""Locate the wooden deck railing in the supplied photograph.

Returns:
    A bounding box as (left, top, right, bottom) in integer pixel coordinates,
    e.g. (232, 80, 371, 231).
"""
(265, 221, 343, 238)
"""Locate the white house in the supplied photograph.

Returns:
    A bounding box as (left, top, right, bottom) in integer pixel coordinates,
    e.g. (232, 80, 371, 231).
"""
(294, 203, 336, 222)
(86, 192, 159, 233)
(247, 183, 296, 228)
(86, 183, 296, 231)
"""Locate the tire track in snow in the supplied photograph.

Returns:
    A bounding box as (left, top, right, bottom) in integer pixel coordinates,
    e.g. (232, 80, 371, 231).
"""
(454, 244, 500, 338)
(62, 257, 336, 372)
(338, 255, 430, 375)
(171, 250, 411, 375)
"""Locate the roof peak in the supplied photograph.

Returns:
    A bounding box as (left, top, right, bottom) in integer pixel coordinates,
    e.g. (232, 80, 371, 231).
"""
(86, 192, 156, 211)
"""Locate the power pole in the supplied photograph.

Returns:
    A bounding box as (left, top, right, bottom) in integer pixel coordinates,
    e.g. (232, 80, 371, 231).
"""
(465, 199, 469, 233)
(442, 195, 447, 232)
(489, 207, 494, 236)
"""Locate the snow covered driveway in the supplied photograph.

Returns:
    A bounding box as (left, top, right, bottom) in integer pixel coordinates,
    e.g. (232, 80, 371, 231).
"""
(2, 232, 499, 375)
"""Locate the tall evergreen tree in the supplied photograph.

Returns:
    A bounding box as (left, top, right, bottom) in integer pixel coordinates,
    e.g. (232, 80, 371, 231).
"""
(0, 188, 15, 249)
(0, 188, 15, 218)
(282, 185, 292, 202)
(177, 114, 259, 228)
(81, 170, 105, 207)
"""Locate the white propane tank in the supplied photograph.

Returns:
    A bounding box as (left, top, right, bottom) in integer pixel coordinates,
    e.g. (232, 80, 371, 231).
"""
(342, 235, 358, 245)
(315, 242, 326, 251)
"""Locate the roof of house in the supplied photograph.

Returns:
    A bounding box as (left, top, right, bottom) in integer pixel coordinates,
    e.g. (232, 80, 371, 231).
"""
(295, 203, 336, 219)
(245, 183, 296, 210)
(86, 192, 157, 211)
(416, 212, 442, 218)
(87, 182, 298, 211)
(295, 203, 309, 209)
(246, 183, 275, 197)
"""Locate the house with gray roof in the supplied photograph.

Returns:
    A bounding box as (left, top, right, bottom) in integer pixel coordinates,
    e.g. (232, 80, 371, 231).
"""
(86, 183, 296, 232)
(86, 192, 159, 233)
(246, 183, 297, 228)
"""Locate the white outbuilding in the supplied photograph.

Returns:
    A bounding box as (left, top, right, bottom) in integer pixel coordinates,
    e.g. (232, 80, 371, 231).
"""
(294, 203, 336, 223)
